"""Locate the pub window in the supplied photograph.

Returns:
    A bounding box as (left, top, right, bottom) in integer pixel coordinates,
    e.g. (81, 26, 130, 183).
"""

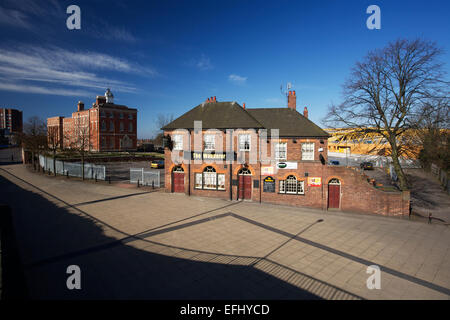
(119, 113, 124, 119)
(120, 122, 124, 132)
(101, 120, 106, 131)
(195, 173, 203, 189)
(204, 134, 215, 151)
(301, 142, 315, 160)
(275, 142, 287, 160)
(194, 166, 225, 190)
(128, 113, 133, 120)
(279, 175, 304, 195)
(109, 121, 114, 132)
(239, 134, 251, 151)
(109, 112, 114, 118)
(129, 122, 133, 132)
(100, 111, 106, 117)
(172, 134, 183, 150)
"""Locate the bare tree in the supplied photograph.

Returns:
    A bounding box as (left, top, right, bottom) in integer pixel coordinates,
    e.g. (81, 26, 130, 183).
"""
(65, 114, 92, 180)
(18, 116, 47, 170)
(324, 39, 449, 190)
(47, 125, 62, 176)
(413, 97, 450, 170)
(154, 113, 174, 146)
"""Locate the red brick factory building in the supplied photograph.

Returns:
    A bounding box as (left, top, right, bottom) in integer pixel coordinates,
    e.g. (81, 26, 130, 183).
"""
(47, 89, 137, 151)
(162, 92, 410, 216)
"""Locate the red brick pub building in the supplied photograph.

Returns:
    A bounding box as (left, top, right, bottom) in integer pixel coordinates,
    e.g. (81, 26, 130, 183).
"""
(162, 92, 410, 216)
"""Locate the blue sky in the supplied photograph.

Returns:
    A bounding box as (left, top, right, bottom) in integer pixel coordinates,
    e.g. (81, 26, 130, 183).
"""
(0, 0, 449, 138)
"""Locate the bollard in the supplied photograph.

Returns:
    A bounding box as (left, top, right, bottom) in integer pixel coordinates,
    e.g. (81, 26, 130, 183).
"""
(108, 176, 111, 184)
(95, 173, 97, 183)
(66, 171, 69, 178)
(137, 179, 140, 188)
(428, 212, 432, 224)
(152, 181, 154, 189)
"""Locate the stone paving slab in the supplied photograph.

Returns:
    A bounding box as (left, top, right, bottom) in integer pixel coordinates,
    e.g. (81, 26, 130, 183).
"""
(1, 164, 450, 300)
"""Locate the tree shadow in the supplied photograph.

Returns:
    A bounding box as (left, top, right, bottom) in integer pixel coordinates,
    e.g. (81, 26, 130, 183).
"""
(0, 174, 358, 300)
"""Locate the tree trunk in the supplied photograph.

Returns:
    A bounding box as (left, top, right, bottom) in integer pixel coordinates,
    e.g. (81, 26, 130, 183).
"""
(81, 153, 85, 180)
(31, 151, 35, 170)
(390, 144, 408, 190)
(53, 149, 56, 176)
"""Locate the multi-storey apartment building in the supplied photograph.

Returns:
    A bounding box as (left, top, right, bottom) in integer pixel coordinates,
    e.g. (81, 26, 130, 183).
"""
(0, 108, 23, 133)
(47, 89, 137, 151)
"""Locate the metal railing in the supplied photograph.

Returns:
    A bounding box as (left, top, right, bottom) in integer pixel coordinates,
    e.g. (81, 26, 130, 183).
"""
(39, 155, 106, 180)
(130, 168, 160, 187)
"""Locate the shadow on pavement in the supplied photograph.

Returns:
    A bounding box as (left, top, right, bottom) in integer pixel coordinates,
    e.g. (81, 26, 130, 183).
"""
(0, 174, 328, 300)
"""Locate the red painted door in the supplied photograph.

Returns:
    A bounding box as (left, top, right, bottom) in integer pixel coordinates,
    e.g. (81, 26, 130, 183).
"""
(238, 175, 245, 199)
(238, 175, 252, 200)
(172, 172, 184, 193)
(244, 176, 252, 199)
(328, 184, 340, 208)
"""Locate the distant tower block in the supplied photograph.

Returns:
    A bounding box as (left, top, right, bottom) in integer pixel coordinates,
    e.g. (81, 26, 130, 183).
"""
(105, 88, 114, 104)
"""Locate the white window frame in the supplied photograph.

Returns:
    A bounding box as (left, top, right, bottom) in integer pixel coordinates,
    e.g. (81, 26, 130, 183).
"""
(275, 142, 287, 160)
(239, 134, 251, 151)
(301, 142, 315, 161)
(172, 134, 183, 150)
(279, 175, 305, 195)
(204, 134, 215, 151)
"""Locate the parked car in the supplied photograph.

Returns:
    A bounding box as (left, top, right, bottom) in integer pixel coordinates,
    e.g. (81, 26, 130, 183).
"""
(329, 160, 340, 165)
(150, 160, 165, 169)
(360, 161, 374, 170)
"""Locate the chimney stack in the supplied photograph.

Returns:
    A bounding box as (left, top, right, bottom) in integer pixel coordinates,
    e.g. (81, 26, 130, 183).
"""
(288, 90, 296, 110)
(96, 95, 106, 105)
(77, 101, 84, 112)
(303, 106, 308, 118)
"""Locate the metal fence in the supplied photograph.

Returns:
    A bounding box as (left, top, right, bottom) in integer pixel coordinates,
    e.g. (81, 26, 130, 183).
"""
(39, 155, 106, 180)
(130, 168, 160, 187)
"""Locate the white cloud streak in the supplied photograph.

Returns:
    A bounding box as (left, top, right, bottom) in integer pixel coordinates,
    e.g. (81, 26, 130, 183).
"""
(228, 74, 247, 85)
(0, 45, 156, 97)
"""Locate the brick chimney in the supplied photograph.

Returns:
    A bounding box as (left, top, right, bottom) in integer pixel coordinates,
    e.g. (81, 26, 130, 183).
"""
(303, 106, 308, 118)
(288, 90, 296, 110)
(96, 95, 106, 105)
(243, 103, 246, 109)
(77, 101, 84, 112)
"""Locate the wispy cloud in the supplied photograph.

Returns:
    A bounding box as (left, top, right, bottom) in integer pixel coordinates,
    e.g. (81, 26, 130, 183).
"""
(90, 21, 138, 43)
(0, 6, 32, 29)
(196, 54, 213, 71)
(228, 74, 247, 85)
(0, 45, 156, 97)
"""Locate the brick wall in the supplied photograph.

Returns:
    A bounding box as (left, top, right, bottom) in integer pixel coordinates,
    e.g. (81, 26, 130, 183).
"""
(164, 130, 409, 217)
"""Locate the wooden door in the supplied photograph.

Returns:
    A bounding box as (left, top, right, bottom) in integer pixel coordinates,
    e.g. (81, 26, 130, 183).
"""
(172, 172, 184, 193)
(244, 176, 252, 199)
(328, 184, 340, 208)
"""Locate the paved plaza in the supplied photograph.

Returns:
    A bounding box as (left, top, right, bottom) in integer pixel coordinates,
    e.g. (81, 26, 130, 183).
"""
(0, 164, 449, 300)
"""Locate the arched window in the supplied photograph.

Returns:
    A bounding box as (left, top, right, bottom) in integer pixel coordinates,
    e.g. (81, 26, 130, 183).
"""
(238, 167, 252, 175)
(173, 166, 184, 173)
(194, 166, 225, 190)
(329, 178, 341, 185)
(279, 175, 304, 195)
